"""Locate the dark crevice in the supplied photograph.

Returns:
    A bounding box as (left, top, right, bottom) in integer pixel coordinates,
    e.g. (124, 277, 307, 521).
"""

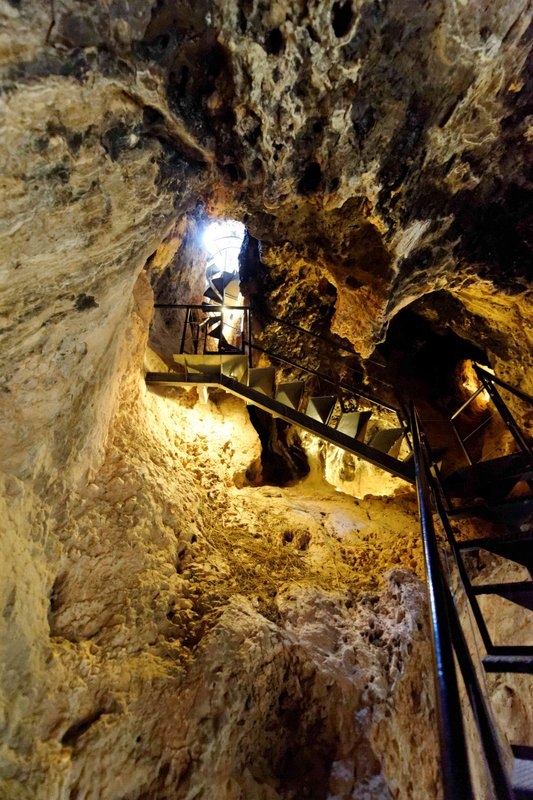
(265, 28, 284, 55)
(332, 1, 354, 38)
(61, 710, 106, 747)
(246, 407, 309, 486)
(75, 293, 99, 311)
(297, 162, 322, 194)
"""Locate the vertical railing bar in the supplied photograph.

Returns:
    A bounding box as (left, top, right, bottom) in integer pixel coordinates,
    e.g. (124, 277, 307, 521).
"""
(247, 307, 253, 369)
(475, 367, 532, 455)
(450, 418, 473, 465)
(180, 306, 189, 355)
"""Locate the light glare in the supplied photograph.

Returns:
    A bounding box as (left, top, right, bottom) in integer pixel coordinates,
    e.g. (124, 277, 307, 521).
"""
(202, 219, 245, 272)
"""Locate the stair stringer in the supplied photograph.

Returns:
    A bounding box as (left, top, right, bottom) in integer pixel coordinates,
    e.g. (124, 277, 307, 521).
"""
(219, 374, 414, 481)
(145, 371, 414, 482)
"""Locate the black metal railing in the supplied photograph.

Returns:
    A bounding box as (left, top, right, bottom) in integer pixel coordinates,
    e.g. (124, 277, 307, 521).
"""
(153, 302, 408, 428)
(255, 308, 392, 386)
(410, 403, 514, 800)
(450, 365, 533, 467)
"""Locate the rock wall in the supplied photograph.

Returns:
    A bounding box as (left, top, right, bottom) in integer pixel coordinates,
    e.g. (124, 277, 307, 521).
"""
(1, 275, 441, 799)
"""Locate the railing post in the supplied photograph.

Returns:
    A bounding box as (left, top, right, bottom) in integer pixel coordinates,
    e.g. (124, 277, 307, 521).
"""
(179, 306, 190, 355)
(474, 365, 532, 455)
(247, 307, 253, 369)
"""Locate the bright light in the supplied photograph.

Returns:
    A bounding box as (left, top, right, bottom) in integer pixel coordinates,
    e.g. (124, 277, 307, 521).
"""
(459, 359, 491, 410)
(202, 219, 245, 272)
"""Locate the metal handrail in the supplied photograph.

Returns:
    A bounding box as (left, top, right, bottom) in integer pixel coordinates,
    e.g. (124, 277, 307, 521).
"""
(153, 303, 404, 417)
(447, 363, 533, 466)
(255, 308, 391, 377)
(410, 403, 474, 800)
(410, 403, 514, 800)
(475, 364, 533, 406)
(249, 342, 401, 415)
(475, 366, 532, 456)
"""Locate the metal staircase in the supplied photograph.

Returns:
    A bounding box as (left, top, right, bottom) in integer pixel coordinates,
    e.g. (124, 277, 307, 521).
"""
(147, 302, 533, 798)
(410, 366, 533, 799)
(146, 304, 414, 482)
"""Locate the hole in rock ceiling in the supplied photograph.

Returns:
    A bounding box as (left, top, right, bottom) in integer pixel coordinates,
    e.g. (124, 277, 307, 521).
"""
(201, 218, 245, 304)
(199, 218, 246, 352)
(202, 219, 245, 275)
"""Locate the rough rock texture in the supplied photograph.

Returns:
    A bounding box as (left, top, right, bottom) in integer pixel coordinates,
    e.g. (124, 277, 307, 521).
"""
(1, 279, 438, 799)
(1, 1, 533, 798)
(2, 0, 533, 484)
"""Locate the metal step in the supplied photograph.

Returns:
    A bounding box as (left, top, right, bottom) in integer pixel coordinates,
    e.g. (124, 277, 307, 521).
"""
(444, 452, 533, 503)
(275, 381, 304, 410)
(204, 285, 221, 303)
(473, 581, 533, 611)
(208, 275, 225, 300)
(223, 277, 240, 303)
(248, 366, 276, 397)
(512, 746, 533, 799)
(171, 354, 216, 381)
(446, 495, 533, 523)
(458, 534, 533, 575)
(369, 427, 404, 455)
(170, 354, 248, 382)
(220, 355, 248, 383)
(305, 395, 336, 425)
(336, 410, 372, 440)
(483, 653, 533, 673)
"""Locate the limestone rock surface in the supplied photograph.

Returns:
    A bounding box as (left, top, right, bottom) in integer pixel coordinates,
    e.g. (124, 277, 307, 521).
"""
(1, 279, 440, 799)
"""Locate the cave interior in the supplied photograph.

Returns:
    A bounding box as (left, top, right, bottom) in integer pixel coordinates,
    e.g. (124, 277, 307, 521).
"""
(1, 1, 533, 799)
